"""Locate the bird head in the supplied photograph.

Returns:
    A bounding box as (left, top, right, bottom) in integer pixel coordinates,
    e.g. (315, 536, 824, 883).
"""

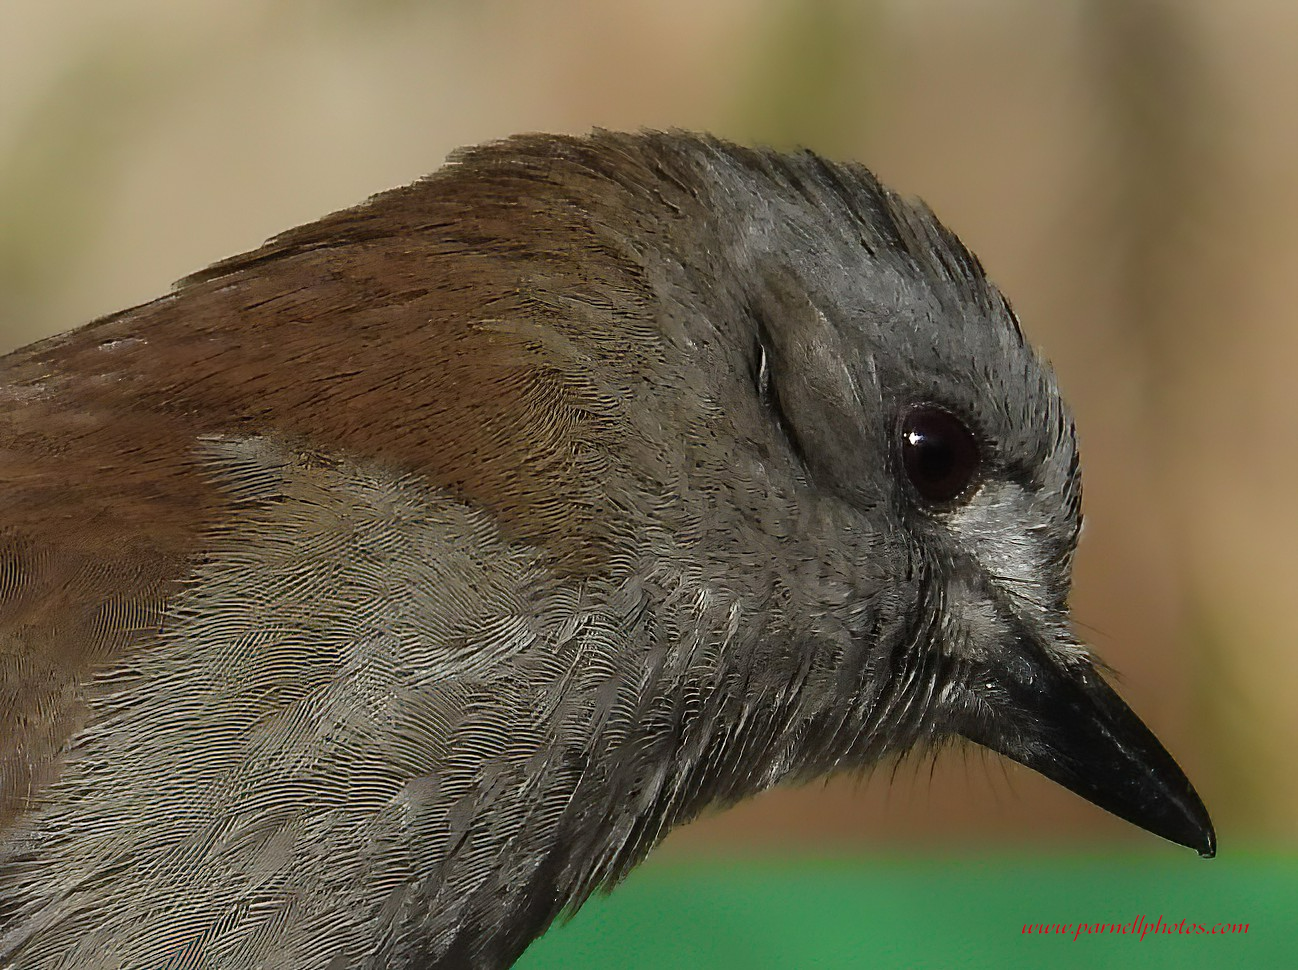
(556, 133, 1215, 861)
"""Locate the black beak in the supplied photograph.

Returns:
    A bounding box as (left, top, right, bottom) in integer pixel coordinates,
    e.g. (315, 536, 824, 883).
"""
(957, 633, 1216, 858)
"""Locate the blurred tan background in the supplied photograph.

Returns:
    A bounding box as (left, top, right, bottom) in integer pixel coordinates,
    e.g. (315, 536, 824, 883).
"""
(1, 0, 1292, 856)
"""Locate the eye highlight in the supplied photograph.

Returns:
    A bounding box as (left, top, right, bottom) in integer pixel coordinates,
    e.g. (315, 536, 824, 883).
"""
(898, 404, 980, 505)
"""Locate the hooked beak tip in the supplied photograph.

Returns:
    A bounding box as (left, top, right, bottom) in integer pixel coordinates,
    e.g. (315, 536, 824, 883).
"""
(958, 644, 1216, 858)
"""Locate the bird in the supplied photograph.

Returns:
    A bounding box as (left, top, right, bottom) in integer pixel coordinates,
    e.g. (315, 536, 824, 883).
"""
(0, 130, 1214, 968)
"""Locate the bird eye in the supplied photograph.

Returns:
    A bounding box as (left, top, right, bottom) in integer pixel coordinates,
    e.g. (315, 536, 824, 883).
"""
(899, 404, 980, 504)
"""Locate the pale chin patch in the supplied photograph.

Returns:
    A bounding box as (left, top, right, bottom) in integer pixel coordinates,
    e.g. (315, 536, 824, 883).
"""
(947, 481, 1055, 610)
(942, 480, 1083, 662)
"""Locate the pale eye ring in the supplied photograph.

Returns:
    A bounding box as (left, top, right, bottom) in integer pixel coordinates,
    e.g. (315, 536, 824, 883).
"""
(898, 403, 981, 504)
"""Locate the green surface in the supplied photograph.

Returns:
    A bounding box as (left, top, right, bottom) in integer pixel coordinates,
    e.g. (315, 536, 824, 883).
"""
(516, 851, 1292, 969)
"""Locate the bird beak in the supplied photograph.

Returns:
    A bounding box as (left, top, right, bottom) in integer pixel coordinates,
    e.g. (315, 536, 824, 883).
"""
(957, 631, 1216, 858)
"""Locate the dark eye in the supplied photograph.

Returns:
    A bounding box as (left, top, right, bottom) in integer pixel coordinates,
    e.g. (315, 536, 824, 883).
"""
(899, 404, 980, 504)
